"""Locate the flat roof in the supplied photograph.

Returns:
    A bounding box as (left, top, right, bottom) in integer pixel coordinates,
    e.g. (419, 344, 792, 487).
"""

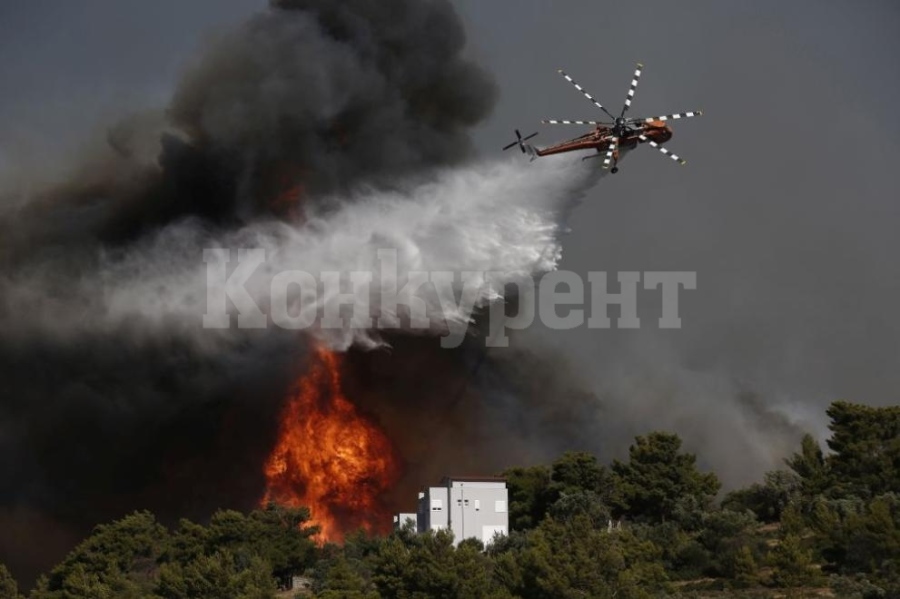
(440, 475, 506, 484)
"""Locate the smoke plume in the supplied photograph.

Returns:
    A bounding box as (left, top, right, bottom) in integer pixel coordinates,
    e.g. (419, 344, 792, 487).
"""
(0, 0, 607, 585)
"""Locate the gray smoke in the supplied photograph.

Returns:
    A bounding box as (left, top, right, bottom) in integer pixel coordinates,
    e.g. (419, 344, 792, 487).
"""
(0, 0, 504, 584)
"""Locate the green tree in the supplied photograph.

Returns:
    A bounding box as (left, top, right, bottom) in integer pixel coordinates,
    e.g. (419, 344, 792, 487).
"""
(730, 545, 759, 589)
(723, 470, 801, 523)
(315, 553, 377, 599)
(629, 521, 707, 580)
(550, 452, 609, 497)
(697, 509, 760, 578)
(192, 506, 317, 585)
(371, 535, 412, 598)
(548, 491, 611, 528)
(825, 401, 900, 498)
(811, 493, 900, 580)
(0, 564, 20, 599)
(161, 519, 209, 565)
(375, 529, 450, 598)
(503, 465, 554, 531)
(768, 534, 820, 589)
(786, 433, 831, 501)
(830, 574, 893, 599)
(509, 515, 668, 599)
(452, 539, 495, 599)
(29, 565, 149, 599)
(156, 550, 275, 599)
(312, 529, 384, 597)
(247, 504, 318, 582)
(38, 511, 166, 597)
(373, 529, 505, 599)
(612, 432, 721, 523)
(341, 528, 386, 563)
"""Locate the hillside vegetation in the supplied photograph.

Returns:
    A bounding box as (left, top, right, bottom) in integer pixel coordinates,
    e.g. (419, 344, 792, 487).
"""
(2, 401, 898, 599)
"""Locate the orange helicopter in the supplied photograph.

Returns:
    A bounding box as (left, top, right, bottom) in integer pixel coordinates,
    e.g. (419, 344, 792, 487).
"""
(503, 63, 702, 173)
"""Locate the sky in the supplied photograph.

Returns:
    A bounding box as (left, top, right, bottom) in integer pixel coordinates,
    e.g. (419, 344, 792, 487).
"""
(452, 0, 900, 473)
(1, 0, 899, 511)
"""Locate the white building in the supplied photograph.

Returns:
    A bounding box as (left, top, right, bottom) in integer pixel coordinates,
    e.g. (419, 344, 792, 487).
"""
(402, 476, 508, 546)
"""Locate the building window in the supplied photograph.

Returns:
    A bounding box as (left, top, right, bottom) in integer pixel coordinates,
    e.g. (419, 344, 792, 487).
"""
(475, 499, 481, 511)
(431, 499, 443, 511)
(494, 500, 507, 513)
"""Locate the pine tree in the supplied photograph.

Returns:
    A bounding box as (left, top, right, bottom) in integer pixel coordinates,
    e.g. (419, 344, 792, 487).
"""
(0, 564, 19, 599)
(730, 546, 759, 589)
(769, 534, 820, 589)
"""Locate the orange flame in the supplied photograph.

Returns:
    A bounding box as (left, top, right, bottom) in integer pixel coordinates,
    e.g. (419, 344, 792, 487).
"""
(262, 347, 400, 542)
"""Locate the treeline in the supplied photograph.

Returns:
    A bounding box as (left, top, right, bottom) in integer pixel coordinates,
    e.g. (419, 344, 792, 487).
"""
(2, 400, 898, 599)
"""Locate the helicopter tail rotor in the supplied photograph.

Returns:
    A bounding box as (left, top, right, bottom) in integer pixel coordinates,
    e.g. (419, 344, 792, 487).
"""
(502, 129, 539, 154)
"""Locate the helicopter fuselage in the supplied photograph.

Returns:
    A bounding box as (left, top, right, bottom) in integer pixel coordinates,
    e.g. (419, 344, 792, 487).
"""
(535, 121, 672, 158)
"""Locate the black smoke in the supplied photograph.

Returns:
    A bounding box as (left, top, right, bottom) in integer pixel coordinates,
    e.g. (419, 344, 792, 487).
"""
(2, 0, 496, 252)
(0, 0, 498, 585)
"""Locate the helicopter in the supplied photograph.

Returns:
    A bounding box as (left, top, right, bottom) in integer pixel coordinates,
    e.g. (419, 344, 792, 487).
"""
(503, 63, 701, 173)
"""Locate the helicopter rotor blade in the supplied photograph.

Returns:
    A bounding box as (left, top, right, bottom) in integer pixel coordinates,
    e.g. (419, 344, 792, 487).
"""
(542, 119, 608, 125)
(557, 69, 617, 121)
(640, 110, 702, 123)
(638, 134, 686, 165)
(620, 62, 644, 117)
(602, 136, 619, 170)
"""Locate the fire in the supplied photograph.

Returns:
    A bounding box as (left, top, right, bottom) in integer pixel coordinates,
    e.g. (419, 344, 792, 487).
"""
(273, 183, 304, 211)
(262, 347, 400, 542)
(269, 166, 310, 218)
